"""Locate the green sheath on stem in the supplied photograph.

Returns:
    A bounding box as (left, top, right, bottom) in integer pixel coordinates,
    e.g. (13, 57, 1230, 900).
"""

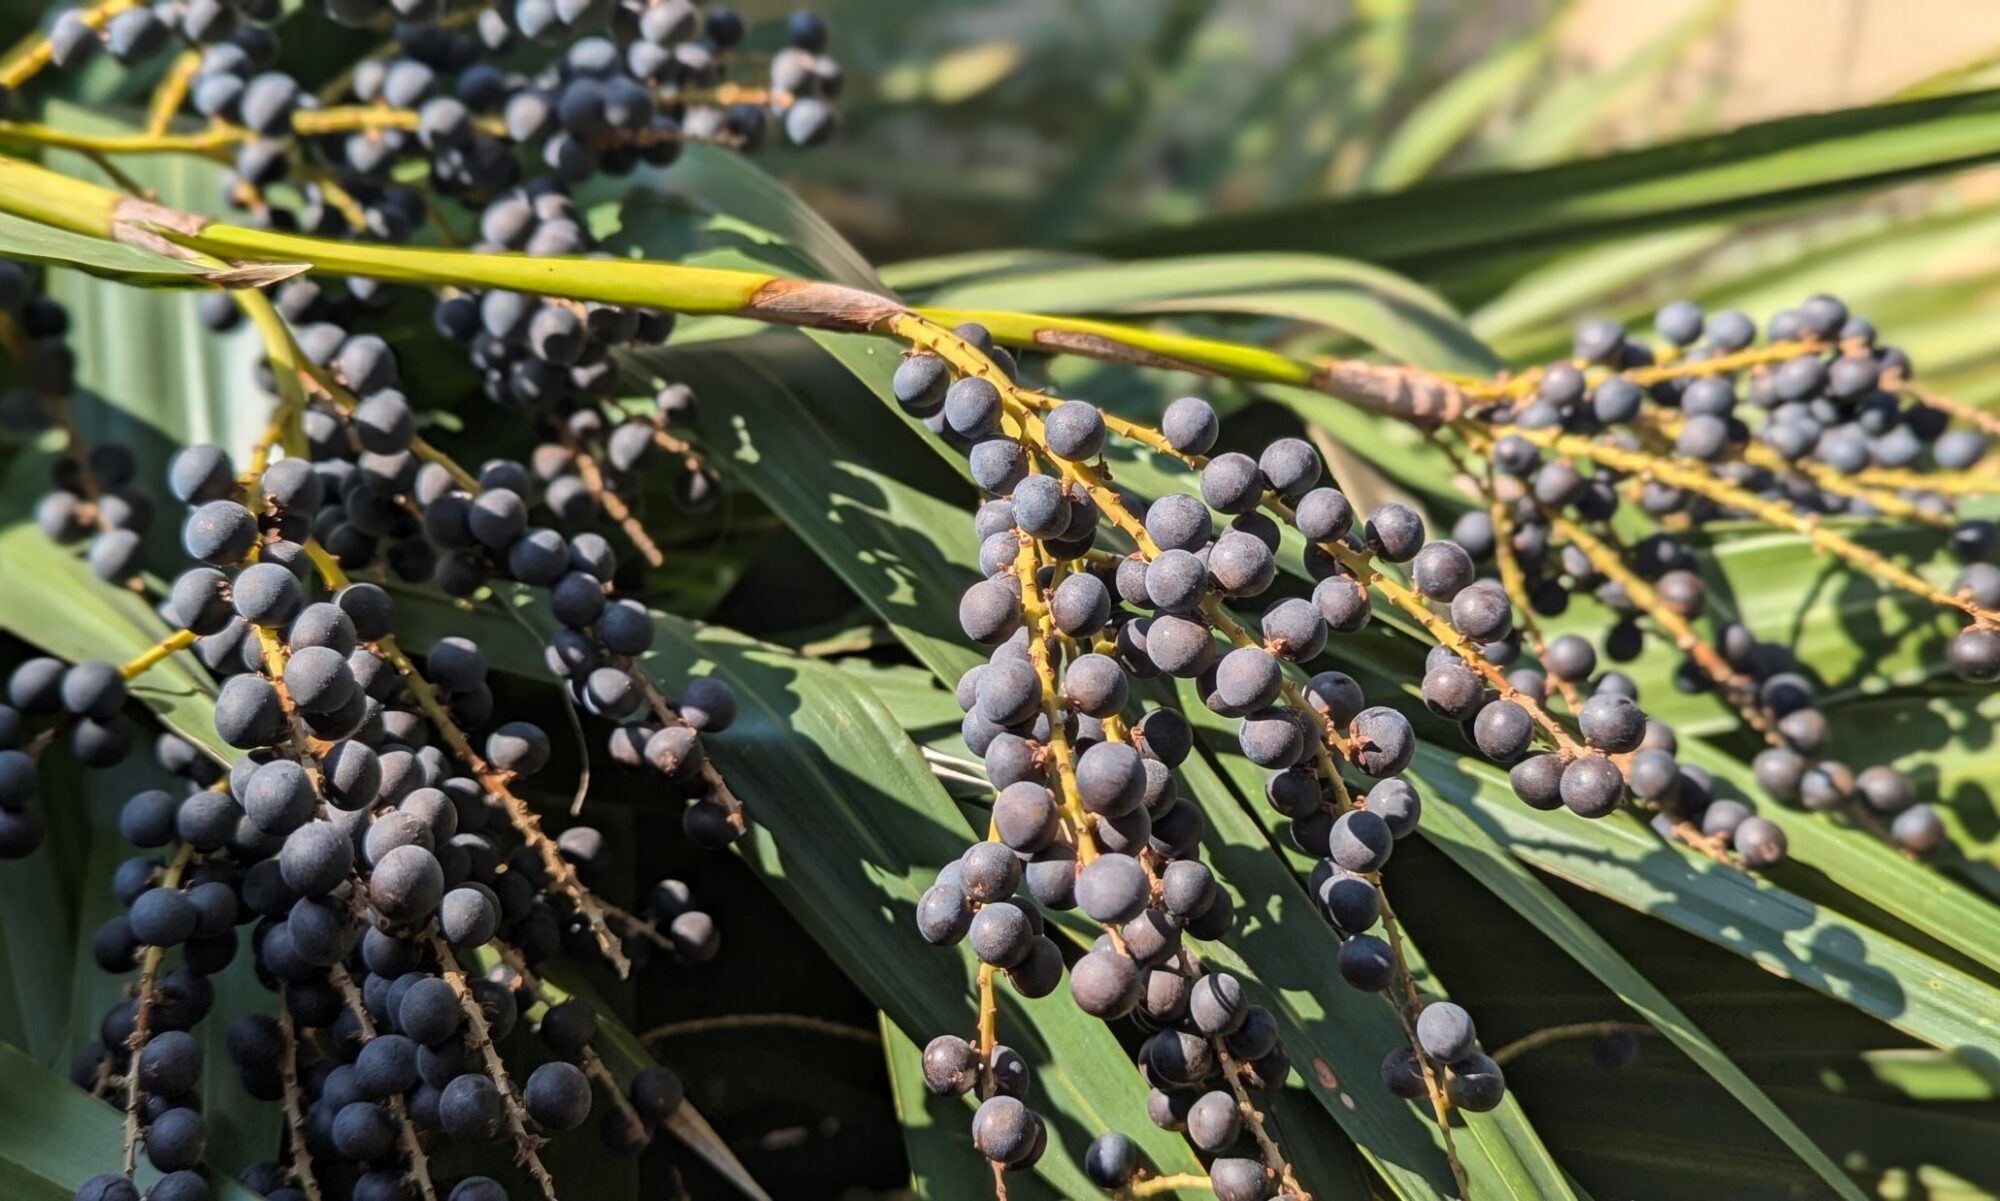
(0, 151, 1460, 422)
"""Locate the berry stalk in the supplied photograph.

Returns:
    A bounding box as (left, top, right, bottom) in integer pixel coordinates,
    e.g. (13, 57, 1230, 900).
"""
(428, 931, 560, 1201)
(328, 962, 439, 1201)
(117, 629, 197, 681)
(1492, 421, 1998, 625)
(119, 841, 195, 1177)
(274, 1001, 323, 1201)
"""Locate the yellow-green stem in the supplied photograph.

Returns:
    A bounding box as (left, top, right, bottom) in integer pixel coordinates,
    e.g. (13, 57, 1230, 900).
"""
(1126, 1174, 1213, 1198)
(119, 627, 196, 680)
(145, 52, 202, 138)
(1013, 535, 1100, 864)
(237, 288, 310, 472)
(1480, 420, 1998, 627)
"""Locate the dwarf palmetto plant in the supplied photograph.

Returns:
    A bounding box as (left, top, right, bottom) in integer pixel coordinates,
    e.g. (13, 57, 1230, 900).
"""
(1, 1, 2000, 1200)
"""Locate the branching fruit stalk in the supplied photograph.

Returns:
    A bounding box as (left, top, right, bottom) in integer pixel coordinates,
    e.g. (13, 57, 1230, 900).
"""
(1212, 1037, 1307, 1200)
(1488, 497, 1585, 713)
(1197, 596, 1355, 809)
(1537, 508, 1770, 738)
(267, 313, 738, 865)
(294, 360, 479, 490)
(492, 948, 771, 1198)
(600, 898, 681, 954)
(1906, 384, 2000, 441)
(1374, 890, 1470, 1200)
(144, 51, 201, 137)
(1012, 534, 1099, 864)
(1195, 593, 1460, 1188)
(329, 963, 438, 1201)
(1640, 411, 1948, 526)
(121, 841, 195, 1176)
(299, 538, 632, 975)
(557, 426, 666, 568)
(1467, 338, 1832, 405)
(274, 999, 324, 1201)
(491, 947, 653, 1150)
(237, 218, 697, 979)
(1287, 501, 1583, 756)
(394, 629, 631, 974)
(933, 308, 1463, 1191)
(1124, 1173, 1214, 1198)
(628, 667, 747, 831)
(236, 289, 311, 471)
(1481, 421, 1999, 627)
(1854, 464, 2000, 494)
(974, 952, 1004, 1201)
(0, 0, 139, 88)
(428, 932, 559, 1201)
(118, 628, 197, 681)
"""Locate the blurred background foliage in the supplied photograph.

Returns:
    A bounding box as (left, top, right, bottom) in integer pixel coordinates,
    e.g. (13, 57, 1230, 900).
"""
(784, 0, 2000, 404)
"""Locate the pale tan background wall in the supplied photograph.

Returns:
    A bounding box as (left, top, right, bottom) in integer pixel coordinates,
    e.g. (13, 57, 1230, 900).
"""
(1560, 0, 2000, 123)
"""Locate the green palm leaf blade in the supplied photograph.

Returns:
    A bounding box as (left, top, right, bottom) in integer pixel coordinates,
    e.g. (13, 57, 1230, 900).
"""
(1093, 88, 2000, 268)
(1410, 781, 1866, 1199)
(1356, 8, 1571, 192)
(1412, 746, 2000, 1081)
(0, 209, 210, 288)
(881, 1017, 1059, 1200)
(0, 1039, 261, 1201)
(382, 588, 1213, 1199)
(1166, 678, 1575, 1199)
(0, 492, 226, 760)
(914, 252, 1497, 372)
(1482, 0, 1731, 171)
